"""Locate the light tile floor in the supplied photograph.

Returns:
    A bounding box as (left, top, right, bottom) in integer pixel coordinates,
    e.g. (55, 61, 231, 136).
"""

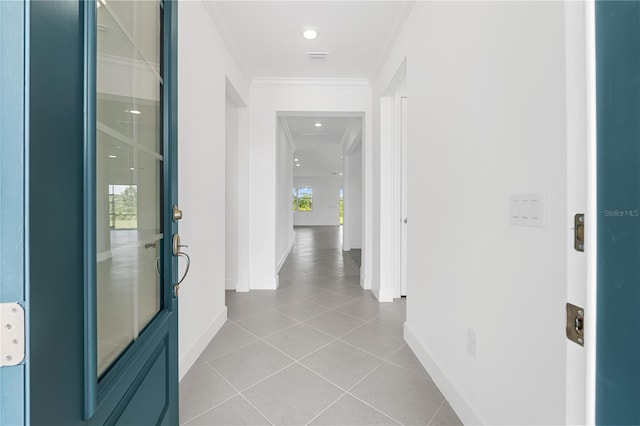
(180, 226, 462, 426)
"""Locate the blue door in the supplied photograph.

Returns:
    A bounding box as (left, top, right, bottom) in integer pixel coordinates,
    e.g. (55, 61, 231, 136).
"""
(27, 1, 180, 424)
(595, 1, 640, 424)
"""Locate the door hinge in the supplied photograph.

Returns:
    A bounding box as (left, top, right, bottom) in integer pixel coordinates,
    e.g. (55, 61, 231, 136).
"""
(0, 303, 25, 366)
(566, 303, 584, 347)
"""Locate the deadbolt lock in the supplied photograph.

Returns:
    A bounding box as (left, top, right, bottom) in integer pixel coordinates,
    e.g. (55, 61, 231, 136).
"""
(172, 204, 183, 222)
(574, 214, 584, 252)
(566, 303, 585, 346)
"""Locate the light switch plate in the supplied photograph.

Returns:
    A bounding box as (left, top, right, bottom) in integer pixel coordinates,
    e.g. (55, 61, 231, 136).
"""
(509, 193, 545, 227)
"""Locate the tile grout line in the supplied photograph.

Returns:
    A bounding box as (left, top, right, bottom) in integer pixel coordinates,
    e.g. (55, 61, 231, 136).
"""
(303, 392, 347, 426)
(204, 360, 277, 426)
(179, 364, 241, 425)
(380, 343, 437, 383)
(384, 358, 436, 383)
(335, 359, 408, 426)
(200, 334, 261, 363)
(344, 391, 405, 426)
(425, 399, 447, 426)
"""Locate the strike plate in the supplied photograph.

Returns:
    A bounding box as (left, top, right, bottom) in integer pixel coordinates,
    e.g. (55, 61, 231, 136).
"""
(0, 303, 25, 366)
(566, 303, 585, 347)
(574, 214, 585, 252)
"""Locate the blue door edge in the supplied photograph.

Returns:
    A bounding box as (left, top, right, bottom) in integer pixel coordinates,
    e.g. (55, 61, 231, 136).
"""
(0, 0, 29, 424)
(83, 0, 98, 418)
(595, 1, 640, 424)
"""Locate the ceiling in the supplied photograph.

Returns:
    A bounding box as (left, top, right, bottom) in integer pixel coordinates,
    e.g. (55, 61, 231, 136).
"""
(208, 1, 413, 80)
(209, 2, 392, 177)
(284, 116, 361, 178)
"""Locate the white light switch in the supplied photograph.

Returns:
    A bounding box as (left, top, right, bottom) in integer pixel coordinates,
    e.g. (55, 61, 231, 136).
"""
(509, 193, 545, 227)
(509, 196, 521, 225)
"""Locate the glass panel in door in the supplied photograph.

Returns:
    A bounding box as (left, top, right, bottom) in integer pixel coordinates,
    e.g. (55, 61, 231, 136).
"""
(96, 0, 163, 377)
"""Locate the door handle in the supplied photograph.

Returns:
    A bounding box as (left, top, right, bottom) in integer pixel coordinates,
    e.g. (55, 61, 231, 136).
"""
(172, 234, 190, 297)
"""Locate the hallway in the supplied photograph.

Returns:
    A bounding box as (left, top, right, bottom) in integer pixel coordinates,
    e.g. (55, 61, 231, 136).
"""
(179, 226, 461, 425)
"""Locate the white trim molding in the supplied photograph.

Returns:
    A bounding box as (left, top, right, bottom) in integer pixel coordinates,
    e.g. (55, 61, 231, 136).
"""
(179, 306, 227, 381)
(404, 322, 484, 425)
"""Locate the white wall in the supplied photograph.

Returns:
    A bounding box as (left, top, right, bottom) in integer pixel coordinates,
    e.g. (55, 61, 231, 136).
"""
(177, 0, 249, 379)
(349, 143, 363, 248)
(276, 119, 294, 273)
(293, 176, 342, 227)
(373, 2, 582, 424)
(249, 79, 372, 289)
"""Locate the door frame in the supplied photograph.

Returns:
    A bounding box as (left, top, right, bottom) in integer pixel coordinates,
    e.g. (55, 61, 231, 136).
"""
(379, 59, 406, 301)
(0, 0, 28, 423)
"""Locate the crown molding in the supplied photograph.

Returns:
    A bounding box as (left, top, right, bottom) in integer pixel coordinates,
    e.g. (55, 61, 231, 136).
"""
(280, 116, 297, 152)
(370, 1, 415, 84)
(202, 1, 252, 84)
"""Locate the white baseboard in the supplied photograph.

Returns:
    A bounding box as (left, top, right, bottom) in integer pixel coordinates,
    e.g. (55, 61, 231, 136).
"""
(236, 279, 249, 292)
(249, 278, 278, 290)
(179, 306, 227, 381)
(225, 278, 237, 290)
(276, 239, 294, 273)
(372, 286, 394, 302)
(360, 267, 371, 290)
(404, 322, 483, 425)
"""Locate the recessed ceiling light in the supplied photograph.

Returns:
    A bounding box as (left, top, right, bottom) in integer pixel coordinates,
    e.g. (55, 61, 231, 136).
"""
(129, 167, 135, 171)
(294, 158, 299, 162)
(302, 29, 317, 40)
(314, 122, 322, 127)
(127, 109, 141, 115)
(108, 155, 117, 159)
(296, 164, 301, 167)
(340, 173, 343, 176)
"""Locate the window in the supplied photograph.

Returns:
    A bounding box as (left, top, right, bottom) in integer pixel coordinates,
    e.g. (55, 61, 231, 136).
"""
(292, 187, 298, 211)
(108, 184, 138, 229)
(292, 186, 313, 211)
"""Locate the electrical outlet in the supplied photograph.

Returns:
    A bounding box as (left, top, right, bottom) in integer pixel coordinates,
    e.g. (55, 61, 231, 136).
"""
(467, 327, 477, 358)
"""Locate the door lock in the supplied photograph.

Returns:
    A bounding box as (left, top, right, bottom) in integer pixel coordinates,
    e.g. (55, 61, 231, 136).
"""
(172, 204, 183, 222)
(566, 303, 585, 346)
